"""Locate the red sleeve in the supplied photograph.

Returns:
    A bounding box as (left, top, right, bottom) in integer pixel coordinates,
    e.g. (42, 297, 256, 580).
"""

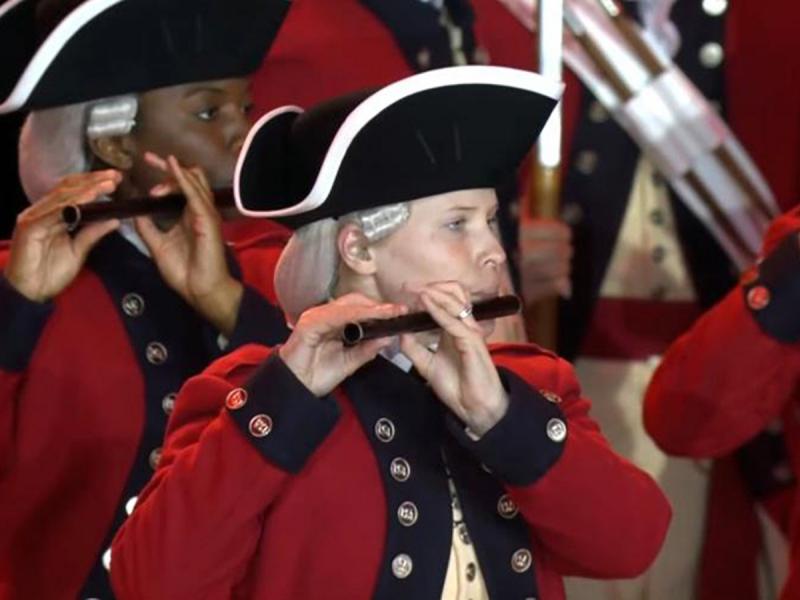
(461, 347, 672, 578)
(644, 285, 800, 457)
(0, 272, 54, 475)
(111, 346, 341, 599)
(644, 210, 800, 457)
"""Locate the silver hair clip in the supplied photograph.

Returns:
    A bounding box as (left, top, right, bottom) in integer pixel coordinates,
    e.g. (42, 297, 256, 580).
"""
(357, 203, 411, 243)
(86, 96, 138, 139)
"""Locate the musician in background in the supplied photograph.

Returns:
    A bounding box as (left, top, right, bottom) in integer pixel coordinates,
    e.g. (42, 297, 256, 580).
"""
(0, 0, 290, 597)
(644, 205, 800, 600)
(110, 66, 670, 600)
(490, 1, 800, 598)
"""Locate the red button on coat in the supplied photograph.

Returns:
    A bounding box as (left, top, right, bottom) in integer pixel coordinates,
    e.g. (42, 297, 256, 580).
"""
(747, 286, 771, 311)
(225, 388, 248, 410)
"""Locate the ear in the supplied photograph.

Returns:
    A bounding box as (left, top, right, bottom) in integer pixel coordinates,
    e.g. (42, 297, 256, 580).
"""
(337, 222, 377, 276)
(87, 134, 135, 170)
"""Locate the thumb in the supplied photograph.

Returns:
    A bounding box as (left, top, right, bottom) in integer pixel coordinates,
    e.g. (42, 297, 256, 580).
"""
(343, 337, 392, 376)
(72, 219, 120, 260)
(133, 215, 164, 254)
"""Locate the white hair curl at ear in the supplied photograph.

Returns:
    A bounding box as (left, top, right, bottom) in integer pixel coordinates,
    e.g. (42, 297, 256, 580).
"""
(17, 95, 137, 203)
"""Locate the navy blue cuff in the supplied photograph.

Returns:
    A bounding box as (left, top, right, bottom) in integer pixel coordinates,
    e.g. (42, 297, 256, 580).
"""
(226, 285, 289, 350)
(0, 277, 53, 371)
(446, 368, 566, 486)
(225, 352, 340, 473)
(743, 233, 800, 343)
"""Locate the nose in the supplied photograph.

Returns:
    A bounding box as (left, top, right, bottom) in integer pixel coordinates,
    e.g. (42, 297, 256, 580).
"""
(479, 228, 507, 270)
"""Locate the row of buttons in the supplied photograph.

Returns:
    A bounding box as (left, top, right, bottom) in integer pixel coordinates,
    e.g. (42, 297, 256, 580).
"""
(390, 548, 533, 580)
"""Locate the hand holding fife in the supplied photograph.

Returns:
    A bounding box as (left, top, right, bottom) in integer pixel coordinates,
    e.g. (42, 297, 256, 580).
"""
(134, 153, 243, 336)
(5, 170, 122, 303)
(280, 294, 408, 397)
(400, 282, 509, 436)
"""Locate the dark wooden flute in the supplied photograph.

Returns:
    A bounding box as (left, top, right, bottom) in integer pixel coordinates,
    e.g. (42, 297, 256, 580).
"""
(62, 188, 236, 232)
(341, 295, 522, 346)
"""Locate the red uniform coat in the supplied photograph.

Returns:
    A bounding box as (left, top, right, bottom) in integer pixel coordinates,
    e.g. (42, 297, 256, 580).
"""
(111, 343, 671, 599)
(0, 223, 289, 599)
(644, 207, 800, 599)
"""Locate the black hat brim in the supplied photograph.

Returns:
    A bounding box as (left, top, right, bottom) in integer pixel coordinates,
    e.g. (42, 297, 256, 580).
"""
(0, 0, 290, 113)
(235, 65, 562, 229)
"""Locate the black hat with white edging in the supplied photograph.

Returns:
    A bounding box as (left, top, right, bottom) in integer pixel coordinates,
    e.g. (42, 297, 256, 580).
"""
(234, 65, 562, 229)
(0, 0, 290, 113)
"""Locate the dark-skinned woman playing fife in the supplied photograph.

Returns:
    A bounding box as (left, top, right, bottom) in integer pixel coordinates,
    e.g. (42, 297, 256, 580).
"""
(111, 66, 672, 600)
(0, 0, 292, 598)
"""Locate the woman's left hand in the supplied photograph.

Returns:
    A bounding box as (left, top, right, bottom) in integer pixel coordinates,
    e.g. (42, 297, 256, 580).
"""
(399, 282, 509, 436)
(134, 153, 243, 337)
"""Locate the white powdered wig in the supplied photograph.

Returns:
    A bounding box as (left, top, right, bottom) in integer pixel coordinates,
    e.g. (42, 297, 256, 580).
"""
(18, 94, 137, 202)
(274, 202, 410, 324)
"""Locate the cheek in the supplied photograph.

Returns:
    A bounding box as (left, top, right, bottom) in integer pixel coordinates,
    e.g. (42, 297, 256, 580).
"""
(375, 239, 470, 301)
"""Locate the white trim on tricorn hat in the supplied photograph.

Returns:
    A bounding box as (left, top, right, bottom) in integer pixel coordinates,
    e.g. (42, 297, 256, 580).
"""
(0, 0, 290, 114)
(234, 65, 564, 226)
(0, 0, 122, 113)
(235, 105, 305, 218)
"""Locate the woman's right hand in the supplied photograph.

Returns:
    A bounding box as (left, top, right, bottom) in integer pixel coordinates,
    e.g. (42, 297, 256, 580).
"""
(4, 170, 122, 303)
(279, 294, 408, 396)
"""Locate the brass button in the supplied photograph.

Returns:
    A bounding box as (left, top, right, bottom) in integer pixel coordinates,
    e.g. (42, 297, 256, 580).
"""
(225, 388, 248, 411)
(561, 202, 583, 225)
(149, 447, 162, 470)
(747, 286, 771, 311)
(699, 42, 724, 68)
(541, 390, 562, 404)
(249, 414, 273, 438)
(121, 293, 145, 317)
(511, 548, 533, 573)
(145, 342, 168, 365)
(575, 150, 598, 175)
(702, 0, 728, 16)
(457, 523, 471, 545)
(546, 418, 567, 443)
(392, 553, 414, 578)
(588, 101, 609, 123)
(162, 392, 177, 415)
(374, 418, 396, 443)
(125, 496, 138, 516)
(397, 501, 419, 527)
(497, 494, 519, 519)
(390, 457, 411, 482)
(417, 48, 431, 69)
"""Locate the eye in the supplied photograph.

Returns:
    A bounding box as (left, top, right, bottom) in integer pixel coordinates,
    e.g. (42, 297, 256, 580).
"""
(445, 218, 466, 231)
(241, 101, 254, 116)
(195, 106, 219, 121)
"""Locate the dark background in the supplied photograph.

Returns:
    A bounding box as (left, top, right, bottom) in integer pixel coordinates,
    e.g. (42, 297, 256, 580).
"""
(0, 112, 28, 239)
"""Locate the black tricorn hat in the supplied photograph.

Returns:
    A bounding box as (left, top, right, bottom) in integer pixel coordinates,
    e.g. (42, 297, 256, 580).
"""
(0, 0, 290, 113)
(234, 66, 563, 229)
